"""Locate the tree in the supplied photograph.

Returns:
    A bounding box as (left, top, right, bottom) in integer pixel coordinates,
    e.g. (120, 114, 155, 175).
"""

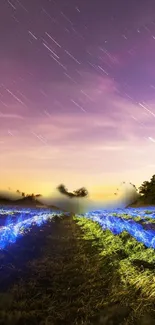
(16, 191, 41, 200)
(139, 181, 150, 196)
(56, 184, 88, 215)
(57, 184, 74, 198)
(73, 187, 88, 198)
(138, 175, 155, 204)
(57, 184, 88, 199)
(129, 182, 137, 191)
(16, 190, 25, 197)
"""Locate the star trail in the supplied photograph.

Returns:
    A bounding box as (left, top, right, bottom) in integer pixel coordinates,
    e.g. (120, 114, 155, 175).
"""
(1, 0, 155, 200)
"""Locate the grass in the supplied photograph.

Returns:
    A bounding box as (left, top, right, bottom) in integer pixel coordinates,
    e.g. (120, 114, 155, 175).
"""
(112, 213, 143, 222)
(113, 211, 155, 224)
(74, 216, 155, 324)
(0, 214, 155, 324)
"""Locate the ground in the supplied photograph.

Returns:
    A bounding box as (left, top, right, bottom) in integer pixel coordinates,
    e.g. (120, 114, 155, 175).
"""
(0, 214, 155, 324)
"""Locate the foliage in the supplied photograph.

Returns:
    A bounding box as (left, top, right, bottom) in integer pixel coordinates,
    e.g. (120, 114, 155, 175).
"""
(16, 190, 42, 200)
(139, 174, 155, 204)
(74, 216, 155, 324)
(57, 184, 88, 198)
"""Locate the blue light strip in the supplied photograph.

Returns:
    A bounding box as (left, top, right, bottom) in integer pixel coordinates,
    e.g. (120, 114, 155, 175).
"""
(1, 206, 155, 251)
(83, 209, 155, 249)
(0, 208, 62, 250)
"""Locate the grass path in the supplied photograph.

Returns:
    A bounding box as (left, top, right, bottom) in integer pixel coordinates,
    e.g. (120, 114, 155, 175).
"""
(0, 214, 154, 324)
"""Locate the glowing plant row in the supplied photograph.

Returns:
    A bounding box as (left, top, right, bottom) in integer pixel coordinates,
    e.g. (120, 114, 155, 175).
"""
(84, 212, 155, 249)
(1, 206, 155, 251)
(0, 207, 50, 216)
(0, 210, 61, 250)
(86, 207, 155, 220)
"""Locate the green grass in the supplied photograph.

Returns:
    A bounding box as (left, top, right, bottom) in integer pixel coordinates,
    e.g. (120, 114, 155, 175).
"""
(74, 216, 155, 324)
(144, 210, 153, 215)
(0, 214, 155, 324)
(112, 213, 142, 222)
(113, 211, 155, 224)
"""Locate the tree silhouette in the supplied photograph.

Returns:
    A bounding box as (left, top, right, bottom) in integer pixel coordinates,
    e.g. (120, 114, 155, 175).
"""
(73, 187, 88, 197)
(57, 184, 88, 198)
(129, 182, 138, 191)
(16, 190, 25, 197)
(138, 174, 155, 204)
(35, 194, 42, 198)
(139, 181, 150, 196)
(16, 190, 41, 200)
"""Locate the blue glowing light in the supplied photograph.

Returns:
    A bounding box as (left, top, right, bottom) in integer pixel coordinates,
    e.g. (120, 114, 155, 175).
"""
(82, 207, 155, 249)
(0, 207, 62, 250)
(1, 206, 155, 251)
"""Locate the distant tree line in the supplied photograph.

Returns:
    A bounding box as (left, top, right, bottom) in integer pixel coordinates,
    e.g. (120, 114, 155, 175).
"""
(16, 190, 42, 200)
(16, 185, 88, 202)
(16, 173, 155, 206)
(122, 174, 155, 205)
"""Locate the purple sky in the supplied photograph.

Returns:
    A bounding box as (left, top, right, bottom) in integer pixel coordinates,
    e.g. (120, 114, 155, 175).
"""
(1, 0, 155, 200)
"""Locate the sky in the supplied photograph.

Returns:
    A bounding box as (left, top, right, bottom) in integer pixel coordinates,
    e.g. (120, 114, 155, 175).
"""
(1, 0, 155, 201)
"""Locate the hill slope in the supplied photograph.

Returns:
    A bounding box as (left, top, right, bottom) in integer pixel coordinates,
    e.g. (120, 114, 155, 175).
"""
(0, 196, 46, 208)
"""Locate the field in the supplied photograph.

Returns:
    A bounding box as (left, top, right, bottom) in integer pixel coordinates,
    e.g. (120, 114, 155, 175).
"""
(0, 206, 155, 324)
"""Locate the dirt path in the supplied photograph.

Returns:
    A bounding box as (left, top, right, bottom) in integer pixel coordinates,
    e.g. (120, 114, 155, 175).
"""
(0, 215, 131, 325)
(0, 215, 101, 324)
